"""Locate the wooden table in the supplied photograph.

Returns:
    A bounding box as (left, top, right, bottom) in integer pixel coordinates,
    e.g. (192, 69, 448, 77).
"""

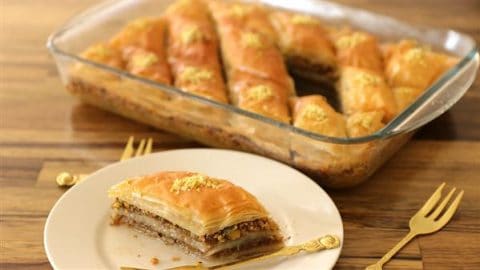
(1, 0, 479, 269)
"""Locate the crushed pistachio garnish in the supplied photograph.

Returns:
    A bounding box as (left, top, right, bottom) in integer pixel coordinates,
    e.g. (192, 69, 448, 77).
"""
(130, 19, 151, 30)
(179, 67, 213, 84)
(230, 4, 249, 17)
(170, 174, 221, 194)
(91, 44, 112, 58)
(404, 48, 427, 66)
(131, 52, 159, 68)
(241, 32, 263, 48)
(360, 114, 374, 129)
(181, 25, 204, 44)
(335, 32, 368, 50)
(303, 104, 328, 122)
(291, 15, 319, 26)
(398, 87, 413, 95)
(353, 72, 382, 88)
(247, 85, 274, 101)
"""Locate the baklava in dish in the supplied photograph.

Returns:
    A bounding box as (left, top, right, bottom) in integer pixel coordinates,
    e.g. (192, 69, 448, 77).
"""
(270, 11, 337, 82)
(385, 40, 457, 90)
(330, 28, 384, 74)
(291, 95, 347, 138)
(338, 66, 397, 122)
(229, 72, 291, 123)
(64, 0, 464, 188)
(109, 171, 284, 260)
(346, 111, 385, 138)
(165, 0, 228, 103)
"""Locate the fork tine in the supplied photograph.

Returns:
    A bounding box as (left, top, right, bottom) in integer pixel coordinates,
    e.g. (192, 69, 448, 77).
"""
(429, 187, 456, 220)
(134, 139, 146, 157)
(436, 190, 464, 228)
(120, 136, 135, 161)
(417, 182, 445, 216)
(144, 138, 153, 155)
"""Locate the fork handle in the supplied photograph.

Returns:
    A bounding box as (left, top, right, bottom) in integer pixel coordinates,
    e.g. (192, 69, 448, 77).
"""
(376, 231, 417, 267)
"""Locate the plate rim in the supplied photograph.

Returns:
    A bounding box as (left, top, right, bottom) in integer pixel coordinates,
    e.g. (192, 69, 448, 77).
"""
(44, 148, 344, 269)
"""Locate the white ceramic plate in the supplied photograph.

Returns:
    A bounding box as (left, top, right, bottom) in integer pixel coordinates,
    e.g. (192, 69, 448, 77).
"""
(44, 149, 343, 270)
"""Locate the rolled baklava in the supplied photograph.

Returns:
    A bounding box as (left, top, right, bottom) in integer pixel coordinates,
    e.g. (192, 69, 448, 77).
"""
(330, 28, 384, 74)
(291, 95, 347, 137)
(109, 171, 284, 260)
(270, 11, 337, 82)
(165, 0, 228, 103)
(338, 66, 397, 122)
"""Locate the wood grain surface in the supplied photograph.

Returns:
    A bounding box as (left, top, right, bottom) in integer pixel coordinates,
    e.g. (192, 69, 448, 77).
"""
(1, 0, 479, 269)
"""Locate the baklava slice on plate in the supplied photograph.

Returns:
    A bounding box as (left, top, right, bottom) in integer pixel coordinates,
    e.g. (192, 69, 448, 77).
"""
(108, 171, 284, 260)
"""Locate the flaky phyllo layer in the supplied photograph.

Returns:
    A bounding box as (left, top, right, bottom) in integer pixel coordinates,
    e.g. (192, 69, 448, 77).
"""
(108, 171, 284, 259)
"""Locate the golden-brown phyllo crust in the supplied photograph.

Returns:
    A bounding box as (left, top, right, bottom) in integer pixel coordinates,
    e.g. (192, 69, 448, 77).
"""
(217, 28, 294, 95)
(291, 95, 347, 137)
(207, 0, 277, 43)
(108, 171, 272, 236)
(338, 66, 397, 122)
(392, 86, 424, 111)
(331, 28, 384, 74)
(270, 11, 337, 80)
(229, 72, 291, 123)
(76, 43, 125, 81)
(385, 40, 457, 90)
(165, 0, 228, 103)
(110, 17, 169, 58)
(80, 43, 125, 70)
(346, 111, 385, 138)
(174, 65, 228, 103)
(126, 47, 172, 85)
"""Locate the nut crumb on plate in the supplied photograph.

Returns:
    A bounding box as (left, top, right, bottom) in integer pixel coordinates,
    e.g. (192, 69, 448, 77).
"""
(150, 257, 159, 265)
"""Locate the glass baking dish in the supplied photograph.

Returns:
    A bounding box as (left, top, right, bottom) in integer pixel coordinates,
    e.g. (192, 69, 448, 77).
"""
(47, 0, 479, 188)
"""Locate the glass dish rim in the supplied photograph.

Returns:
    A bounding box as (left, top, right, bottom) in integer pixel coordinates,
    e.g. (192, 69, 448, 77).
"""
(46, 0, 479, 145)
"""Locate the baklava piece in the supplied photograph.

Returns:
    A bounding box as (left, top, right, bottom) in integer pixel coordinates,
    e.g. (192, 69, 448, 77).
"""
(110, 17, 172, 85)
(290, 95, 347, 137)
(330, 28, 384, 74)
(346, 111, 385, 138)
(392, 86, 424, 111)
(385, 40, 457, 90)
(110, 17, 169, 58)
(109, 171, 284, 260)
(270, 11, 337, 82)
(165, 0, 228, 103)
(229, 72, 290, 123)
(126, 47, 172, 85)
(207, 0, 277, 43)
(338, 66, 397, 122)
(209, 2, 294, 96)
(76, 43, 125, 80)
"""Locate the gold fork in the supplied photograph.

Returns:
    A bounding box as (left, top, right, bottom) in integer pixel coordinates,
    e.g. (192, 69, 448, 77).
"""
(56, 136, 153, 186)
(121, 235, 340, 270)
(365, 183, 464, 270)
